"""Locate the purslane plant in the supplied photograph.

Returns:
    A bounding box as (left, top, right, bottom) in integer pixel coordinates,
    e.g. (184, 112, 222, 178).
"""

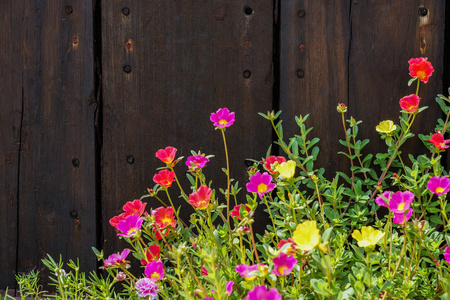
(9, 57, 450, 300)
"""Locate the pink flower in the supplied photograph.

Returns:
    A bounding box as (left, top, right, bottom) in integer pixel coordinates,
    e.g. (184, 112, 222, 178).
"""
(264, 156, 287, 174)
(186, 155, 210, 170)
(230, 204, 252, 220)
(388, 191, 414, 214)
(153, 206, 177, 229)
(272, 252, 298, 276)
(444, 246, 450, 263)
(144, 260, 164, 282)
(210, 108, 235, 128)
(428, 133, 450, 150)
(226, 281, 234, 296)
(201, 266, 208, 276)
(375, 191, 393, 207)
(135, 278, 160, 298)
(409, 57, 434, 83)
(122, 199, 146, 216)
(116, 214, 143, 238)
(153, 169, 175, 188)
(247, 285, 282, 300)
(103, 249, 130, 269)
(428, 176, 450, 196)
(235, 263, 265, 280)
(109, 212, 128, 229)
(399, 94, 420, 113)
(140, 244, 161, 265)
(189, 186, 212, 209)
(155, 146, 177, 165)
(246, 172, 276, 198)
(393, 208, 413, 225)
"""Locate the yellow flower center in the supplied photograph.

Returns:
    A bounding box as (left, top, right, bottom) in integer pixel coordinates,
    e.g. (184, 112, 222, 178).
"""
(278, 266, 286, 275)
(436, 187, 445, 194)
(398, 203, 405, 211)
(257, 183, 268, 193)
(150, 272, 160, 280)
(161, 217, 172, 227)
(219, 119, 228, 126)
(127, 227, 137, 235)
(416, 70, 426, 80)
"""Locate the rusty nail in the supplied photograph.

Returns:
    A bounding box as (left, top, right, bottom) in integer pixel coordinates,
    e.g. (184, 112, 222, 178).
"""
(70, 210, 79, 219)
(244, 6, 253, 15)
(418, 7, 428, 17)
(299, 44, 305, 52)
(126, 41, 132, 50)
(72, 158, 80, 167)
(297, 9, 305, 17)
(72, 37, 78, 45)
(244, 41, 251, 48)
(296, 68, 305, 78)
(126, 155, 135, 164)
(65, 5, 73, 14)
(243, 70, 251, 79)
(122, 7, 130, 16)
(123, 65, 132, 73)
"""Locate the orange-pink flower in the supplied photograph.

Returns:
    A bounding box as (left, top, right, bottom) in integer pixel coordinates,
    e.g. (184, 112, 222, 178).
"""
(155, 146, 177, 165)
(123, 199, 147, 216)
(409, 57, 434, 83)
(188, 186, 212, 209)
(140, 244, 161, 265)
(109, 212, 128, 229)
(264, 156, 286, 174)
(399, 94, 420, 113)
(153, 169, 175, 188)
(153, 206, 177, 229)
(428, 133, 450, 150)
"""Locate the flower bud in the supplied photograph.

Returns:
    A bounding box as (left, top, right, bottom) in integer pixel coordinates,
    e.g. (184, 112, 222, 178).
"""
(116, 271, 126, 281)
(337, 103, 347, 113)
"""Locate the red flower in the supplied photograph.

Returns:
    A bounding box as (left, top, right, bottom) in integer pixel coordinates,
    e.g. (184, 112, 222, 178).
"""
(399, 94, 420, 113)
(189, 186, 212, 209)
(409, 57, 434, 83)
(277, 238, 299, 255)
(428, 133, 450, 150)
(140, 244, 161, 265)
(153, 206, 177, 228)
(230, 204, 252, 220)
(153, 170, 175, 188)
(109, 212, 128, 228)
(153, 227, 170, 240)
(123, 199, 147, 216)
(155, 146, 177, 165)
(264, 156, 286, 174)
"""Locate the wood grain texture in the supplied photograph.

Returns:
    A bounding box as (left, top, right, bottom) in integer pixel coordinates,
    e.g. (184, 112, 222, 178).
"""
(15, 0, 97, 285)
(280, 0, 445, 179)
(101, 0, 274, 254)
(0, 1, 22, 289)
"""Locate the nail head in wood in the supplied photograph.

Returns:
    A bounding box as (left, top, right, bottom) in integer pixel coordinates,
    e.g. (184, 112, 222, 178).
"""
(72, 158, 80, 167)
(122, 7, 130, 16)
(126, 155, 135, 164)
(244, 6, 253, 15)
(243, 70, 251, 78)
(65, 5, 73, 14)
(70, 210, 79, 219)
(123, 65, 132, 73)
(418, 7, 428, 17)
(296, 68, 305, 78)
(297, 9, 305, 17)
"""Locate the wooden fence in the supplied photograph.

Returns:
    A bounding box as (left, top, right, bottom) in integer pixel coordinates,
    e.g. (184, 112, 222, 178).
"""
(0, 0, 447, 289)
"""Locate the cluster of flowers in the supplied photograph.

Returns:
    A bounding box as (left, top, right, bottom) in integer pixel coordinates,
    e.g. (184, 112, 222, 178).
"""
(99, 57, 450, 299)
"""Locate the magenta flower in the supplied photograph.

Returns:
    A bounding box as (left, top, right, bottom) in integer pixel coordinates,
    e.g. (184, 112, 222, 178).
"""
(235, 263, 265, 280)
(210, 108, 235, 128)
(103, 249, 130, 269)
(393, 208, 413, 224)
(272, 252, 297, 276)
(247, 285, 282, 300)
(427, 176, 450, 196)
(444, 246, 450, 263)
(116, 214, 143, 238)
(375, 191, 393, 207)
(388, 191, 414, 214)
(135, 278, 160, 299)
(226, 281, 234, 296)
(144, 260, 164, 282)
(201, 266, 208, 276)
(246, 172, 276, 198)
(186, 155, 210, 170)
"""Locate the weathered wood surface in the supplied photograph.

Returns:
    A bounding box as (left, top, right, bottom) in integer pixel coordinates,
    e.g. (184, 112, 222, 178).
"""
(280, 0, 445, 178)
(101, 0, 274, 256)
(0, 0, 97, 288)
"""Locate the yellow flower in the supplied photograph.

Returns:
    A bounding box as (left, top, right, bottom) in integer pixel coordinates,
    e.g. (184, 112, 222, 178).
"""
(375, 120, 396, 135)
(351, 226, 384, 248)
(292, 220, 320, 251)
(275, 160, 296, 180)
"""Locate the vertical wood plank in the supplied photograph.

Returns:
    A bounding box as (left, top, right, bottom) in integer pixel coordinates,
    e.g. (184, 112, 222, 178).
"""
(101, 1, 274, 255)
(0, 1, 22, 289)
(16, 0, 97, 283)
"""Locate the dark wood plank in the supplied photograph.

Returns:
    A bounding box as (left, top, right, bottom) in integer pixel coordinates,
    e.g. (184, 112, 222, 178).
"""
(280, 0, 351, 176)
(280, 0, 445, 179)
(101, 1, 274, 254)
(16, 0, 97, 284)
(0, 0, 22, 289)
